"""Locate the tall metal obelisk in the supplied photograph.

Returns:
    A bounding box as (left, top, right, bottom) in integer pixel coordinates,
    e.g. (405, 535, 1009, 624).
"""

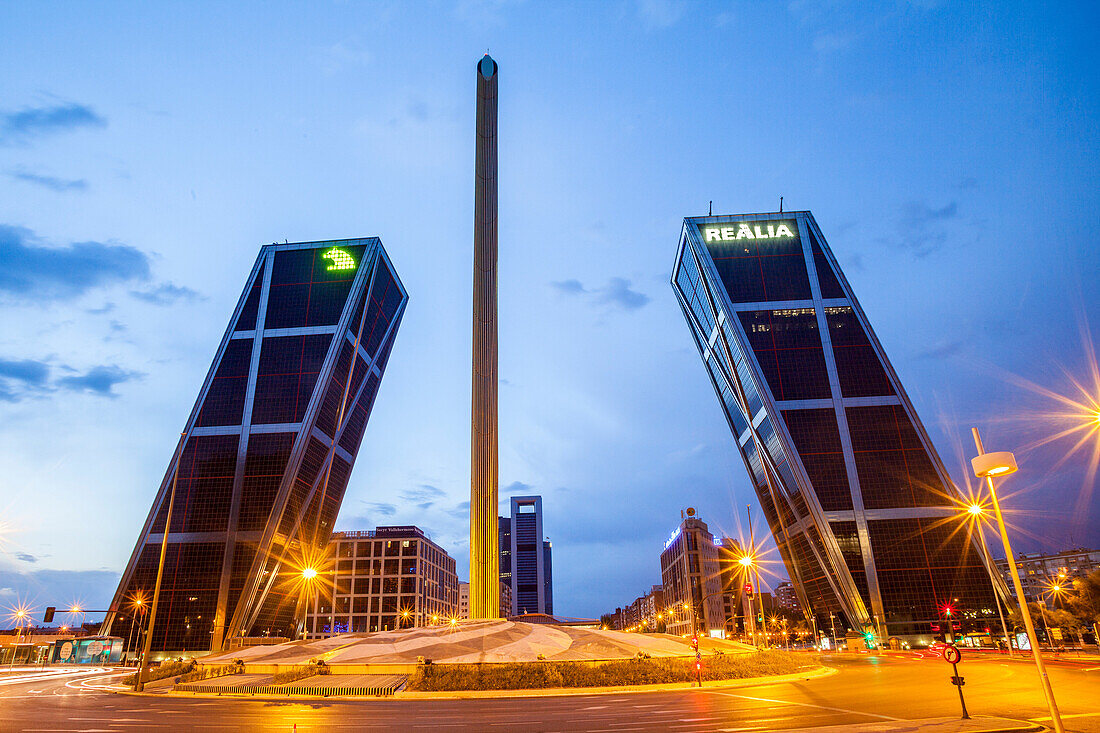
(470, 53, 500, 619)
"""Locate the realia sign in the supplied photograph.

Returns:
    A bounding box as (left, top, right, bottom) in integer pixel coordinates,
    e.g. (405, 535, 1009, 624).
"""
(699, 221, 797, 242)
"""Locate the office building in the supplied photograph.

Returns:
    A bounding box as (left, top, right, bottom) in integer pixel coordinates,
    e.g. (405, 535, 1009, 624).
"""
(303, 527, 458, 635)
(103, 238, 407, 651)
(502, 496, 553, 615)
(672, 211, 1005, 640)
(660, 510, 724, 637)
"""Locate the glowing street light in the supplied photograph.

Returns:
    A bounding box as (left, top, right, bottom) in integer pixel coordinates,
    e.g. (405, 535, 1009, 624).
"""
(961, 501, 1013, 656)
(301, 568, 318, 580)
(971, 428, 1064, 733)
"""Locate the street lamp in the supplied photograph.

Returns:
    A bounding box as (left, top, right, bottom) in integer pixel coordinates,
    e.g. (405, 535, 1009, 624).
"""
(962, 502, 1014, 656)
(971, 428, 1064, 733)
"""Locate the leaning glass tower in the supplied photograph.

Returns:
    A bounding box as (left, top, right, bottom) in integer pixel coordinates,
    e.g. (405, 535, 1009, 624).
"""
(672, 211, 1007, 640)
(102, 238, 407, 652)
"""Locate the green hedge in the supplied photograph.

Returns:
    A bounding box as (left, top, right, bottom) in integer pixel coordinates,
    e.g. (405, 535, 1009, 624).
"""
(408, 650, 813, 691)
(123, 660, 195, 686)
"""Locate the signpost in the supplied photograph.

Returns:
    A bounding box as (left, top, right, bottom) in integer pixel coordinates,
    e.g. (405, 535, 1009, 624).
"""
(942, 644, 969, 719)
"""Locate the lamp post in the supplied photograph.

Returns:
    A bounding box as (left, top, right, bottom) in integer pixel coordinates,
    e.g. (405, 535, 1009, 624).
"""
(966, 503, 1014, 656)
(745, 505, 767, 648)
(971, 427, 1064, 733)
(134, 431, 186, 693)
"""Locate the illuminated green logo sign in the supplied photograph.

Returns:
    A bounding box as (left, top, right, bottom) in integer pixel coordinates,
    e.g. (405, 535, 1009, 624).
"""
(323, 247, 356, 271)
(700, 221, 796, 242)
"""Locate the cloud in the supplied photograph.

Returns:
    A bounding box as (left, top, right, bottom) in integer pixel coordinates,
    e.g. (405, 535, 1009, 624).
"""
(551, 279, 587, 295)
(366, 502, 397, 516)
(0, 225, 151, 301)
(0, 563, 119, 619)
(636, 0, 685, 29)
(552, 277, 650, 311)
(0, 358, 52, 402)
(503, 480, 534, 494)
(0, 102, 106, 145)
(812, 32, 853, 53)
(129, 282, 202, 305)
(55, 365, 142, 397)
(15, 553, 38, 563)
(889, 201, 959, 257)
(0, 358, 51, 386)
(9, 170, 88, 192)
(401, 484, 446, 503)
(596, 278, 650, 310)
(446, 501, 470, 520)
(914, 339, 966, 361)
(86, 302, 115, 315)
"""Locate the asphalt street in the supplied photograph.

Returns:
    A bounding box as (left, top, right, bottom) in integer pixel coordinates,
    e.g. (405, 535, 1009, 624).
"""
(0, 652, 1097, 732)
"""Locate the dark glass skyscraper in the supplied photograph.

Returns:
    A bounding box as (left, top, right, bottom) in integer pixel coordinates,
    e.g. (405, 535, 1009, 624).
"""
(672, 211, 1005, 639)
(506, 495, 552, 616)
(103, 238, 407, 652)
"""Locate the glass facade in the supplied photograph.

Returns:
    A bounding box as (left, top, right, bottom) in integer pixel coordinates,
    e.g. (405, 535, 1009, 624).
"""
(103, 238, 407, 652)
(672, 212, 1005, 639)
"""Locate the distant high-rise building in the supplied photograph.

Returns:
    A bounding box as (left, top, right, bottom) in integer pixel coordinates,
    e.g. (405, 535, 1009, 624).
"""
(103, 238, 407, 652)
(660, 510, 724, 637)
(672, 211, 1006, 640)
(499, 515, 512, 593)
(774, 581, 800, 613)
(305, 526, 458, 635)
(504, 496, 553, 615)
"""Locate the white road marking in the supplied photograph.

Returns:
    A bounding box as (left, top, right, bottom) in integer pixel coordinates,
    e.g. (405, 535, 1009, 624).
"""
(708, 691, 902, 721)
(1033, 712, 1100, 721)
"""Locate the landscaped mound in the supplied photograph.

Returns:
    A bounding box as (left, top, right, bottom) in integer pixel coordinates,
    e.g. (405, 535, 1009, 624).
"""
(407, 649, 814, 691)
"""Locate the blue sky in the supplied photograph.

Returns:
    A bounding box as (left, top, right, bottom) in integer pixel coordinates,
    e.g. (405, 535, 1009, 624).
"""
(1, 1, 1098, 622)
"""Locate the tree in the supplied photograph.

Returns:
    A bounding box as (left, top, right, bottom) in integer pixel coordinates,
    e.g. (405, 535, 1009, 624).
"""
(1066, 567, 1100, 625)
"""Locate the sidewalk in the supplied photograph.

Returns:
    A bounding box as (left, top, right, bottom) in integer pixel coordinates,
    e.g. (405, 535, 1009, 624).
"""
(784, 717, 1044, 733)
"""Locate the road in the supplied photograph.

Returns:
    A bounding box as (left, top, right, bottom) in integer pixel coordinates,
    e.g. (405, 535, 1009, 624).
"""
(0, 652, 1098, 732)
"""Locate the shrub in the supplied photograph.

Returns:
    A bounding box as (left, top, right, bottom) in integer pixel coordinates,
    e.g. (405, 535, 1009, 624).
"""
(408, 650, 814, 691)
(123, 659, 195, 686)
(176, 663, 242, 684)
(272, 666, 320, 685)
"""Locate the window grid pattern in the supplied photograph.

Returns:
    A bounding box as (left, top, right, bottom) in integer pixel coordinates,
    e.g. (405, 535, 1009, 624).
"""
(305, 531, 459, 635)
(673, 213, 998, 638)
(108, 239, 407, 652)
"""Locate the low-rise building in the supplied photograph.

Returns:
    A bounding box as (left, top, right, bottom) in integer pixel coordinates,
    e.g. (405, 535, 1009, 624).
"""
(304, 526, 459, 637)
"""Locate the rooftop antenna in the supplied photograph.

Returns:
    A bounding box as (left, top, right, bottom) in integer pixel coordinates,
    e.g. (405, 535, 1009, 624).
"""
(779, 196, 783, 213)
(708, 200, 712, 216)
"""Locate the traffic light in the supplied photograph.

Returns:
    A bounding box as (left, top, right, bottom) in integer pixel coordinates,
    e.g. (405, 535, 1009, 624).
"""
(691, 635, 699, 650)
(44, 607, 55, 623)
(757, 613, 763, 623)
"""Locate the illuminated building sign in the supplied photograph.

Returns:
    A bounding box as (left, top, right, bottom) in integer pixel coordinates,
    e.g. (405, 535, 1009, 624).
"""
(663, 526, 682, 550)
(323, 247, 357, 271)
(698, 221, 797, 242)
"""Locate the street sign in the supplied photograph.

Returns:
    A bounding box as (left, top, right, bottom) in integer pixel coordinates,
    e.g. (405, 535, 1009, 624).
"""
(940, 644, 968, 719)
